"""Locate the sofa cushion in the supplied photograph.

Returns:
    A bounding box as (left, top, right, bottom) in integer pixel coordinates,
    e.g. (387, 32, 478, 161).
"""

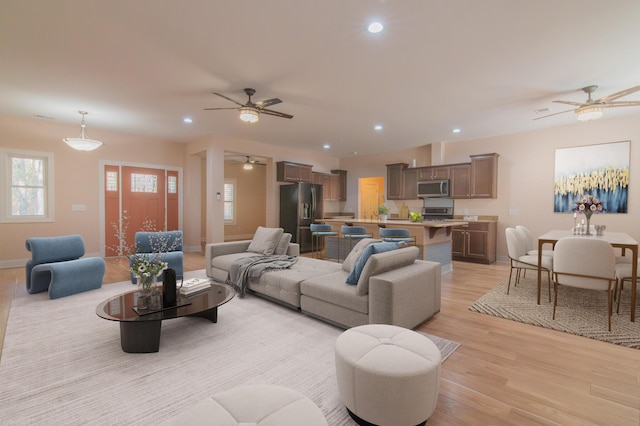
(356, 246, 419, 296)
(247, 226, 284, 255)
(346, 242, 400, 285)
(211, 252, 262, 272)
(342, 238, 381, 273)
(300, 271, 369, 314)
(274, 232, 292, 255)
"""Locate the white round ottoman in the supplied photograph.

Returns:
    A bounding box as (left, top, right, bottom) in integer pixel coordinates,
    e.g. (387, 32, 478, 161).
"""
(171, 384, 327, 425)
(335, 324, 441, 426)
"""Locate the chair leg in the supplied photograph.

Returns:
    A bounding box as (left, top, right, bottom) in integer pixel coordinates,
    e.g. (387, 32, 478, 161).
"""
(607, 288, 612, 331)
(507, 264, 514, 294)
(552, 282, 558, 320)
(546, 270, 551, 303)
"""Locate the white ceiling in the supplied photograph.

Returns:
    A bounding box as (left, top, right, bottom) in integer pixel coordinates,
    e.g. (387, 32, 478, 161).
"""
(1, 1, 640, 158)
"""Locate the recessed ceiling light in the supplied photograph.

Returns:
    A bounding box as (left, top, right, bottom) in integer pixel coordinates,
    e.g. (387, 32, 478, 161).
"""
(374, 124, 383, 131)
(352, 151, 358, 155)
(183, 117, 193, 123)
(452, 128, 461, 133)
(323, 144, 331, 149)
(367, 22, 384, 34)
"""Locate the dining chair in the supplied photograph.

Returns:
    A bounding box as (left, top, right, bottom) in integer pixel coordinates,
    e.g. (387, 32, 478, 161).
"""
(614, 260, 640, 313)
(516, 225, 554, 257)
(505, 227, 552, 301)
(552, 237, 616, 330)
(310, 224, 338, 259)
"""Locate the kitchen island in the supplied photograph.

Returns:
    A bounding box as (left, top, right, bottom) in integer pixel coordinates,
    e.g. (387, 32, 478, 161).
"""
(320, 218, 468, 273)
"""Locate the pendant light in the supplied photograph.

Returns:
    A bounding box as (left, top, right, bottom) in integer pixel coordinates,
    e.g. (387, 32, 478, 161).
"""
(63, 111, 104, 151)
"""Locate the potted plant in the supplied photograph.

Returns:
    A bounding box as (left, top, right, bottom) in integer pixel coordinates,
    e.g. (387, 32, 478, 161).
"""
(378, 205, 390, 223)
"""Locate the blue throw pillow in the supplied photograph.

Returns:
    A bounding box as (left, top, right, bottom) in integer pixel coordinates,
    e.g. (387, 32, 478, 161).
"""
(345, 242, 399, 285)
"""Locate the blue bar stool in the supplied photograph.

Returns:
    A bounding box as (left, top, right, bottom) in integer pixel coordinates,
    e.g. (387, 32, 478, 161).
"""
(310, 224, 338, 259)
(379, 228, 416, 245)
(339, 226, 373, 261)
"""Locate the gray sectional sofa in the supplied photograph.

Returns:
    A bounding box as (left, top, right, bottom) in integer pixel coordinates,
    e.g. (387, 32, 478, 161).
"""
(205, 228, 441, 329)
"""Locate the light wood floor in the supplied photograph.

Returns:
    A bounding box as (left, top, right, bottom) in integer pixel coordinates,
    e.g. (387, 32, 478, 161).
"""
(1, 255, 639, 425)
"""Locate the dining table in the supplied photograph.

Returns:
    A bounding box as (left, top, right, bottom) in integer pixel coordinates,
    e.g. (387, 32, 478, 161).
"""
(537, 230, 638, 322)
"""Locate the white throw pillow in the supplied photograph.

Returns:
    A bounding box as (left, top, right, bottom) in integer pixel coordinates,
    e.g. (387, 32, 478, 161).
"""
(274, 233, 292, 255)
(247, 227, 284, 255)
(341, 238, 381, 272)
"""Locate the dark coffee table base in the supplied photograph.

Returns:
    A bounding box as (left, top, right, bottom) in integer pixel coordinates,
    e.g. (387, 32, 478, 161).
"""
(119, 306, 219, 353)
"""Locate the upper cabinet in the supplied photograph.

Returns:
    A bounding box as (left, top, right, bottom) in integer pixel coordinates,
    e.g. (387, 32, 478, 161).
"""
(277, 161, 313, 183)
(388, 153, 499, 200)
(417, 166, 450, 181)
(470, 153, 499, 198)
(330, 169, 348, 201)
(450, 164, 471, 198)
(312, 169, 348, 201)
(386, 163, 409, 200)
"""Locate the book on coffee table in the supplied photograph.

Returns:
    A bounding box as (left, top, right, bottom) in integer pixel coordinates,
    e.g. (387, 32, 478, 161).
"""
(179, 278, 212, 295)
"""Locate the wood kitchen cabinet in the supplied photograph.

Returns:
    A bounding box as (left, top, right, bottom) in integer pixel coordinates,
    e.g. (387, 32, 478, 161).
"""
(403, 168, 418, 199)
(277, 161, 313, 183)
(417, 166, 450, 181)
(330, 169, 347, 201)
(452, 221, 496, 264)
(470, 153, 499, 198)
(386, 163, 409, 200)
(450, 164, 471, 199)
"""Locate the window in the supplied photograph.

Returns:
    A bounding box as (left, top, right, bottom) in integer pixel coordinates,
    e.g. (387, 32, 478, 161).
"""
(224, 179, 236, 223)
(1, 149, 54, 222)
(130, 173, 158, 193)
(168, 175, 177, 194)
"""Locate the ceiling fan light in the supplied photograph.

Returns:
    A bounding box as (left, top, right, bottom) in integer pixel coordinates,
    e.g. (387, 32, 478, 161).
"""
(239, 107, 259, 123)
(576, 106, 603, 122)
(243, 156, 254, 170)
(63, 111, 104, 151)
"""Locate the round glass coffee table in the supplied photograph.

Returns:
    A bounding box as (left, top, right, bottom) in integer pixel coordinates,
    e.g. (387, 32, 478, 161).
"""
(96, 282, 234, 353)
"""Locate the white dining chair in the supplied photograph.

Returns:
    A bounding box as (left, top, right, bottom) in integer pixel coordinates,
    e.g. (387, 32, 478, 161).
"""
(614, 261, 640, 314)
(505, 227, 552, 301)
(516, 225, 554, 257)
(552, 237, 616, 331)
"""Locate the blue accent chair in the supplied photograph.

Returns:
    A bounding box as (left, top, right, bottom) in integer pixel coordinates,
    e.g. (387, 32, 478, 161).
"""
(379, 228, 416, 245)
(130, 231, 183, 284)
(310, 224, 338, 259)
(25, 234, 105, 299)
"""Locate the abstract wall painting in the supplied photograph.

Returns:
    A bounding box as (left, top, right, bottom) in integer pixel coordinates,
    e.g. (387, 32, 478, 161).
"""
(554, 141, 629, 213)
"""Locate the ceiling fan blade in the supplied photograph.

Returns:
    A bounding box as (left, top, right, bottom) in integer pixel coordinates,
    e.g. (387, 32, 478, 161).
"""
(602, 101, 640, 108)
(533, 109, 575, 121)
(261, 109, 294, 119)
(212, 92, 245, 107)
(257, 98, 282, 108)
(552, 100, 583, 107)
(597, 86, 640, 103)
(203, 107, 239, 111)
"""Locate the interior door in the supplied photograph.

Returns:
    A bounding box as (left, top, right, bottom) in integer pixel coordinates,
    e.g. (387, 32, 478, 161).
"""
(361, 181, 379, 220)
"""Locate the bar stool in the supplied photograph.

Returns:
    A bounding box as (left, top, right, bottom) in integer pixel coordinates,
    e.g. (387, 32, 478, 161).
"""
(379, 228, 416, 245)
(310, 224, 338, 259)
(339, 225, 373, 261)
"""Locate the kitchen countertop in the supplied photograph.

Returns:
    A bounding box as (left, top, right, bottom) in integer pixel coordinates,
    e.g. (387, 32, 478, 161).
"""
(322, 218, 469, 228)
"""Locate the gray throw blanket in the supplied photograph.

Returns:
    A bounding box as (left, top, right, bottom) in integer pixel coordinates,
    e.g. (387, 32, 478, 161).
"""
(226, 255, 298, 297)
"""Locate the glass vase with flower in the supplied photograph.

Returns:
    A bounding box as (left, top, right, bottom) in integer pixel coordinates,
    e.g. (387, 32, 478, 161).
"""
(575, 195, 604, 235)
(131, 254, 168, 310)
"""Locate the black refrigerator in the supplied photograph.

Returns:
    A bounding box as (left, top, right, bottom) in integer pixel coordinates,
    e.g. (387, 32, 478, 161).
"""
(279, 183, 324, 253)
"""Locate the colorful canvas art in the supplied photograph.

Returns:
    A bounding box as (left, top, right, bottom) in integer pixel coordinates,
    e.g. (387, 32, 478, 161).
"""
(554, 141, 629, 213)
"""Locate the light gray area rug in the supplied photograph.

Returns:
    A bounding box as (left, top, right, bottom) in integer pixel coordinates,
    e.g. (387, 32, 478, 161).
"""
(0, 270, 458, 425)
(470, 276, 640, 349)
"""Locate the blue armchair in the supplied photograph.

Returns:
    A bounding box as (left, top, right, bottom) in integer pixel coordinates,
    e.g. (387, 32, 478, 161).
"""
(25, 234, 105, 299)
(130, 230, 184, 284)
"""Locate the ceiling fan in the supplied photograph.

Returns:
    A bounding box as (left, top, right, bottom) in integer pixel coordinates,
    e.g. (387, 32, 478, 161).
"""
(204, 88, 293, 123)
(534, 85, 640, 121)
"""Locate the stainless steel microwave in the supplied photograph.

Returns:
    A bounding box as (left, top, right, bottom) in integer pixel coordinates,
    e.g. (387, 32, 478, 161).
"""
(417, 179, 450, 197)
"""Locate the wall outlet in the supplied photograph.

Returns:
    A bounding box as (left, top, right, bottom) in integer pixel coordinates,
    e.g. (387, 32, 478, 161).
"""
(509, 208, 519, 216)
(71, 204, 86, 212)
